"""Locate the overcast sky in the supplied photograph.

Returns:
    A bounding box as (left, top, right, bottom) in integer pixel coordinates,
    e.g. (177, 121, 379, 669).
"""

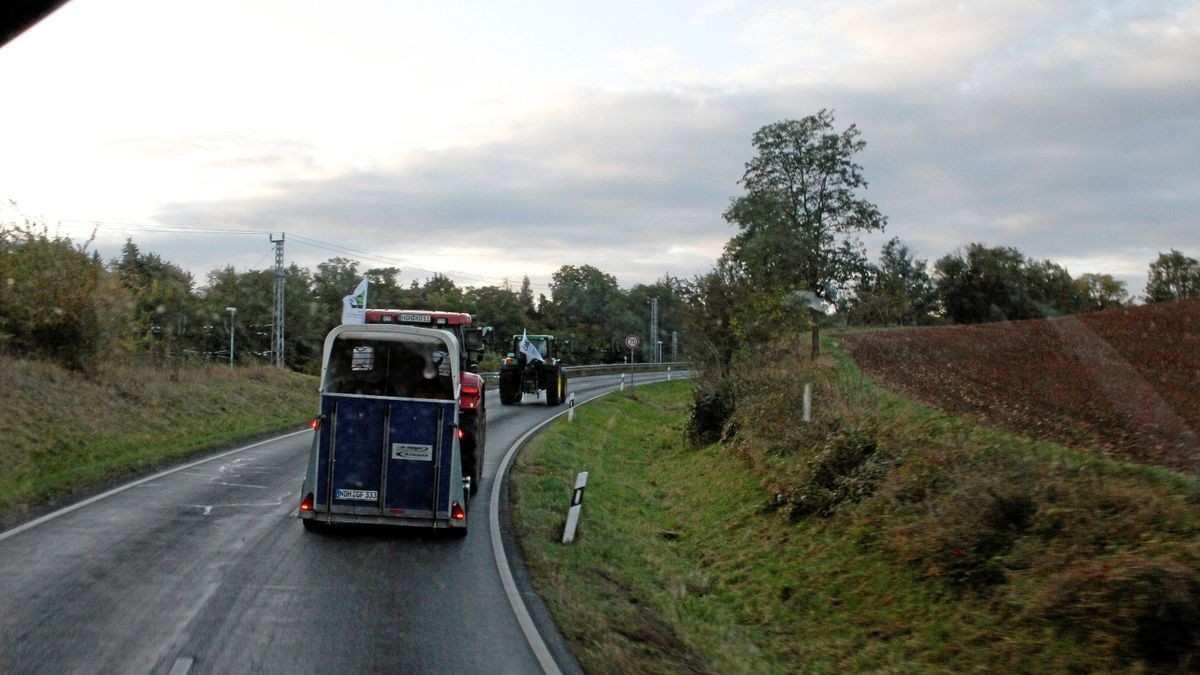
(1, 0, 1196, 297)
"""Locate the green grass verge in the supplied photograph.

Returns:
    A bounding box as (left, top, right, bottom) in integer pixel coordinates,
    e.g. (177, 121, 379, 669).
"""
(0, 354, 316, 520)
(512, 345, 1199, 672)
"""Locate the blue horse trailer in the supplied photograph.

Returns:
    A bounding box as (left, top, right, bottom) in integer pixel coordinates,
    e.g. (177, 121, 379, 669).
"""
(298, 324, 470, 534)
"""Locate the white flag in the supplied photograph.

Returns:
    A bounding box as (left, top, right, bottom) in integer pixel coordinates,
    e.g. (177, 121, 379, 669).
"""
(518, 329, 544, 363)
(341, 277, 368, 325)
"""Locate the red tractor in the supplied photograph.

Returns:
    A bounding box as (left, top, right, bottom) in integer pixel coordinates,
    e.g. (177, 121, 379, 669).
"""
(364, 309, 490, 494)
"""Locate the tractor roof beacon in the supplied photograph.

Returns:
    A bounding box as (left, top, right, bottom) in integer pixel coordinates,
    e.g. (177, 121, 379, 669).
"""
(498, 333, 568, 407)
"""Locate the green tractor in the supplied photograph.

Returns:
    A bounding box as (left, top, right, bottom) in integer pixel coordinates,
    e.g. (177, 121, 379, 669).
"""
(498, 333, 568, 406)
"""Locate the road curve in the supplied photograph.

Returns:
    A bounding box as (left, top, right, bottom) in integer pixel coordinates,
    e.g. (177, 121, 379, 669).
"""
(0, 371, 681, 674)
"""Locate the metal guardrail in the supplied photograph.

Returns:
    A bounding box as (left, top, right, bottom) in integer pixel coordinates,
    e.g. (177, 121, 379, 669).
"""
(479, 361, 691, 383)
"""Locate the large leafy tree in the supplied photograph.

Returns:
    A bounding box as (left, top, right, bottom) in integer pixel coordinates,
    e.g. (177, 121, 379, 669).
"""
(1144, 249, 1200, 302)
(722, 111, 887, 356)
(724, 110, 887, 302)
(541, 264, 625, 362)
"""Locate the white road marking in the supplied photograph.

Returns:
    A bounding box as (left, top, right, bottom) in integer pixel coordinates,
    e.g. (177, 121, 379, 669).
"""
(0, 429, 311, 543)
(491, 387, 623, 675)
(167, 656, 194, 675)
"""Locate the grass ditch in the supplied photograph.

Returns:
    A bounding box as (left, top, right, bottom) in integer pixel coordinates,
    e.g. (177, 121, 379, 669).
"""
(0, 353, 316, 523)
(511, 344, 1199, 672)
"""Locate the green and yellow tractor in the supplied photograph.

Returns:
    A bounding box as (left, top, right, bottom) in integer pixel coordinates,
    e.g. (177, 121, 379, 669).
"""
(498, 332, 567, 406)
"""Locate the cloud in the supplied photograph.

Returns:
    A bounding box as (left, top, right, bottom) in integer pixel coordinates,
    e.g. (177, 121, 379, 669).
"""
(137, 2, 1198, 299)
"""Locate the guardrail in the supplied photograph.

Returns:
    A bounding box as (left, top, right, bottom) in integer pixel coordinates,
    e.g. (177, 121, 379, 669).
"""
(479, 361, 691, 383)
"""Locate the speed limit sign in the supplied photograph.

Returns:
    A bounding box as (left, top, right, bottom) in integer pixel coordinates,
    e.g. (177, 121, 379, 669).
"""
(625, 335, 640, 349)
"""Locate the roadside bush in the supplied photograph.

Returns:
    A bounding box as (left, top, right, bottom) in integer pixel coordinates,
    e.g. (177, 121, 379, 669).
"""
(686, 374, 736, 446)
(0, 223, 135, 370)
(787, 424, 891, 518)
(1030, 555, 1200, 667)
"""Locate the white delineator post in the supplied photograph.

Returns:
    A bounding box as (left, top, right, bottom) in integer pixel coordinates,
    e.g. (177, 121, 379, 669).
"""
(620, 372, 625, 391)
(562, 471, 588, 544)
(567, 392, 576, 422)
(803, 382, 812, 423)
(667, 366, 672, 381)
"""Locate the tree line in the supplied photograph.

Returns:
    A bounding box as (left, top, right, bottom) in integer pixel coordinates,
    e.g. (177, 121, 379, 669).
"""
(0, 220, 689, 373)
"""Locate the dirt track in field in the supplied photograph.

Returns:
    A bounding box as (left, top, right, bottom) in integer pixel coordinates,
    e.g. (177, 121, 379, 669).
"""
(838, 299, 1200, 474)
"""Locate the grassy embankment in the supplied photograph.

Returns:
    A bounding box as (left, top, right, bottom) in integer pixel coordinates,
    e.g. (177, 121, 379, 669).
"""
(511, 345, 1198, 672)
(0, 354, 316, 523)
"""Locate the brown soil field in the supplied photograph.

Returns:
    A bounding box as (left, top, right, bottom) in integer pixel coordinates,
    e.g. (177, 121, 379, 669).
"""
(838, 299, 1200, 473)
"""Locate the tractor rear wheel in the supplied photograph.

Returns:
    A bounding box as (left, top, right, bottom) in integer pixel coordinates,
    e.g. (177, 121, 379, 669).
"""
(545, 368, 562, 406)
(499, 368, 520, 405)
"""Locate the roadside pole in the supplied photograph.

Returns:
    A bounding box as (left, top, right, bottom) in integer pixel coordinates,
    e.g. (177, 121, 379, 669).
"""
(561, 471, 588, 544)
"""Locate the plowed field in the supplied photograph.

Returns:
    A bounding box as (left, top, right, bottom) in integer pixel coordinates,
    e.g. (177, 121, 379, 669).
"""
(838, 299, 1200, 473)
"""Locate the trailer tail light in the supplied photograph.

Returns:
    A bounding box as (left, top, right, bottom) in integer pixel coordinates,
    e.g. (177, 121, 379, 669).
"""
(300, 493, 314, 511)
(456, 428, 465, 440)
(503, 357, 513, 365)
(310, 417, 321, 431)
(460, 384, 481, 409)
(451, 501, 466, 521)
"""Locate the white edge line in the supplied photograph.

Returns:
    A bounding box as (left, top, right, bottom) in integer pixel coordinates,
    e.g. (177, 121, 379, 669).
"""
(0, 428, 311, 544)
(490, 373, 683, 675)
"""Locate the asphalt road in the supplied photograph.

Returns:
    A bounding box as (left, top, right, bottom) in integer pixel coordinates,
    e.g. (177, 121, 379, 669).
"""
(0, 371, 683, 674)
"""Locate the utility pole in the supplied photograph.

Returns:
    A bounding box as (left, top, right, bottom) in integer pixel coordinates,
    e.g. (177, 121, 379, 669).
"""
(671, 330, 677, 361)
(226, 307, 237, 366)
(649, 296, 659, 364)
(270, 233, 286, 367)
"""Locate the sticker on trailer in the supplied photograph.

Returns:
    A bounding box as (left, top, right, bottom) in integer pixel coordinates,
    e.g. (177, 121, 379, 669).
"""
(391, 443, 433, 461)
(336, 489, 379, 501)
(398, 313, 432, 323)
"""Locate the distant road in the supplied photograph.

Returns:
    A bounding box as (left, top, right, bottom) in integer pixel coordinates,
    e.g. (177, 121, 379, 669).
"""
(0, 371, 685, 674)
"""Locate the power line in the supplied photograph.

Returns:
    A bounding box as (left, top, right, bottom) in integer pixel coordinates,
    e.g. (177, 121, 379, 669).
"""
(49, 216, 555, 291)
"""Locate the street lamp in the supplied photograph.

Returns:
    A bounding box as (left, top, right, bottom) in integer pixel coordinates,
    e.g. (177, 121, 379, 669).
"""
(225, 307, 237, 366)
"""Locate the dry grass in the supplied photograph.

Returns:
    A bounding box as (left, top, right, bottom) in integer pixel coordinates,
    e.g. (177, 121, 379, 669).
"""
(0, 354, 316, 521)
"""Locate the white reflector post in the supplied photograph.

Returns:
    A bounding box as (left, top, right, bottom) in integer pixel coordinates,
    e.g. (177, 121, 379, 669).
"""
(568, 392, 576, 422)
(561, 471, 589, 544)
(803, 382, 812, 423)
(620, 373, 625, 391)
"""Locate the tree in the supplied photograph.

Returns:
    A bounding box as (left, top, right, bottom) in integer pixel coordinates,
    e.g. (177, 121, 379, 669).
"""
(463, 284, 525, 353)
(847, 237, 937, 326)
(1074, 273, 1128, 312)
(113, 239, 199, 361)
(724, 110, 887, 301)
(541, 265, 625, 362)
(934, 243, 1085, 324)
(1145, 249, 1200, 302)
(518, 275, 537, 321)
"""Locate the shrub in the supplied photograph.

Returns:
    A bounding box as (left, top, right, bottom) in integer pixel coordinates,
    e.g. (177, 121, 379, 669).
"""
(687, 375, 736, 446)
(787, 424, 891, 518)
(1031, 555, 1200, 666)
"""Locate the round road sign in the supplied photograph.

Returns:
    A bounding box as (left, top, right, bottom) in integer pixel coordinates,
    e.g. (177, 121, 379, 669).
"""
(625, 335, 640, 349)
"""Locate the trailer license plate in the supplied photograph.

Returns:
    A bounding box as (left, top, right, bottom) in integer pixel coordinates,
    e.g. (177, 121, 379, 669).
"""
(336, 489, 379, 501)
(398, 313, 432, 323)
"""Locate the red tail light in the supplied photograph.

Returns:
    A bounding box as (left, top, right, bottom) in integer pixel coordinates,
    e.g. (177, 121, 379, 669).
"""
(300, 493, 314, 511)
(310, 417, 321, 431)
(456, 428, 465, 439)
(460, 383, 482, 409)
(451, 501, 466, 521)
